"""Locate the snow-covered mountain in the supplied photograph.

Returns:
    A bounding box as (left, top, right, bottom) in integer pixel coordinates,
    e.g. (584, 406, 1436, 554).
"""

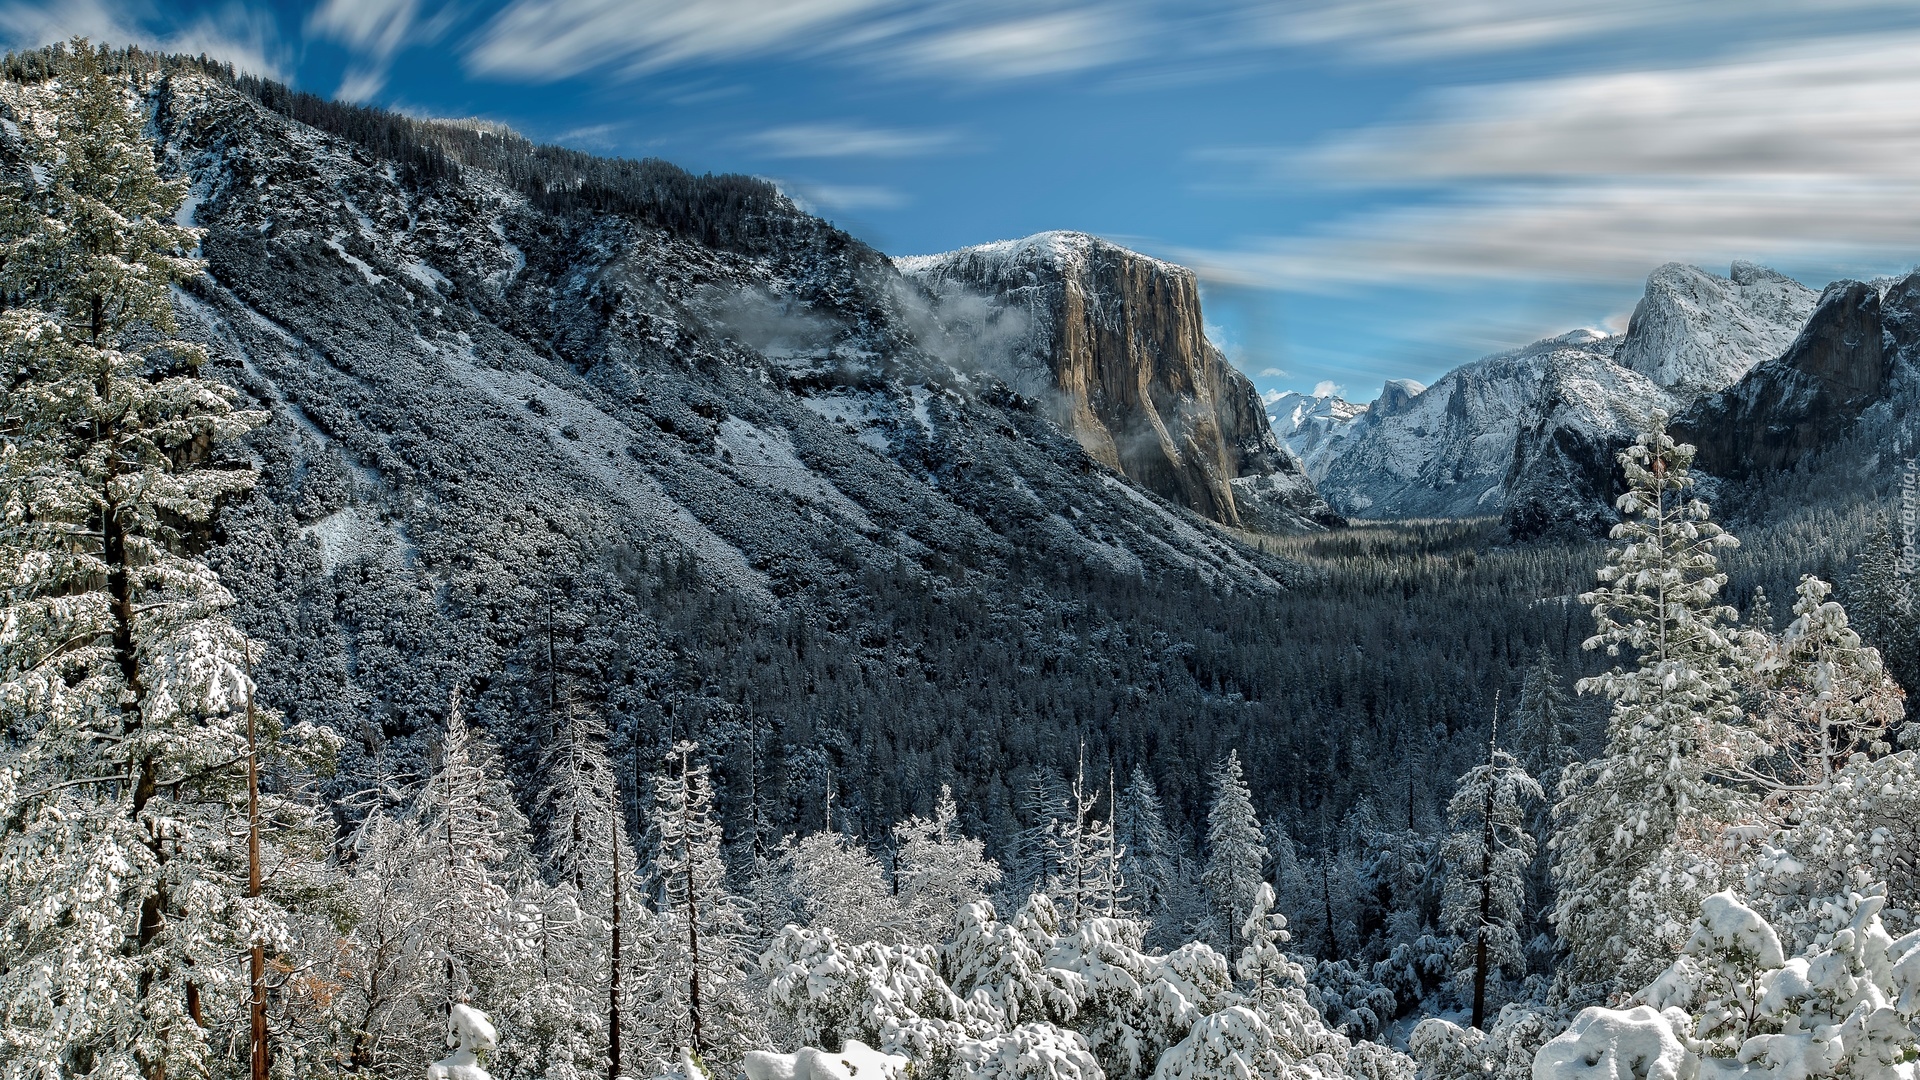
(1301, 262, 1821, 532)
(897, 232, 1340, 531)
(1265, 389, 1376, 482)
(11, 63, 1342, 820)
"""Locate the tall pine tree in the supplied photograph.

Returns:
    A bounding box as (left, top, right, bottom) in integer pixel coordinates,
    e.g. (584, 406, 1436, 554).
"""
(0, 42, 332, 1080)
(1551, 416, 1756, 1003)
(1201, 751, 1269, 956)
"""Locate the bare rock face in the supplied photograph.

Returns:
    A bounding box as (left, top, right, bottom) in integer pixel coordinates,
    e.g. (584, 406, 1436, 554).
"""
(1616, 262, 1817, 400)
(1676, 275, 1911, 478)
(898, 232, 1339, 531)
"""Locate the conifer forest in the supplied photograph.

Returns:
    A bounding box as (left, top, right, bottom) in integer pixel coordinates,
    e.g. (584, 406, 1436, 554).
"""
(4, 37, 1920, 1080)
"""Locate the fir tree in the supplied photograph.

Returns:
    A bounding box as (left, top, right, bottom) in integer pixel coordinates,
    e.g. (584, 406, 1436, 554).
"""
(1201, 751, 1269, 956)
(892, 785, 1001, 941)
(1551, 416, 1756, 1002)
(1513, 647, 1578, 785)
(1116, 768, 1186, 946)
(1439, 716, 1540, 1030)
(642, 741, 759, 1070)
(0, 42, 333, 1080)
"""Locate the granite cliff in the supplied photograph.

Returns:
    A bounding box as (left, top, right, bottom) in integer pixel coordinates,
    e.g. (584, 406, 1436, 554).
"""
(898, 232, 1340, 532)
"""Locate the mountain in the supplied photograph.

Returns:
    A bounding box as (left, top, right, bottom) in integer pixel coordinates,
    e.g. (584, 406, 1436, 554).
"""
(1266, 388, 1377, 481)
(1614, 261, 1817, 398)
(1, 58, 1402, 846)
(1675, 272, 1919, 479)
(1299, 263, 1818, 532)
(897, 232, 1341, 532)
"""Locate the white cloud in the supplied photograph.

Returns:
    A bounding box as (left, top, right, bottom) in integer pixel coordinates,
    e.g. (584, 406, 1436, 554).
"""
(743, 122, 961, 159)
(464, 0, 1155, 85)
(782, 182, 910, 212)
(0, 0, 291, 80)
(1312, 380, 1340, 397)
(1192, 31, 1920, 289)
(1249, 0, 1918, 61)
(465, 0, 893, 81)
(1258, 366, 1285, 377)
(307, 0, 460, 101)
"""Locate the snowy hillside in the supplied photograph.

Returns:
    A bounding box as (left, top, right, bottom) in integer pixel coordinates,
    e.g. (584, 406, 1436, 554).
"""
(1265, 389, 1371, 482)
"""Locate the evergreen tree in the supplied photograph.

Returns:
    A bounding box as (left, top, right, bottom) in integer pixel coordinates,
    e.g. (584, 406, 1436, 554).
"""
(1201, 751, 1269, 956)
(531, 702, 645, 1080)
(0, 43, 333, 1080)
(1005, 771, 1071, 905)
(1513, 647, 1578, 784)
(1551, 416, 1757, 1003)
(1439, 725, 1540, 1030)
(892, 785, 1001, 941)
(1741, 576, 1906, 798)
(1839, 528, 1917, 718)
(642, 741, 760, 1070)
(1116, 768, 1185, 945)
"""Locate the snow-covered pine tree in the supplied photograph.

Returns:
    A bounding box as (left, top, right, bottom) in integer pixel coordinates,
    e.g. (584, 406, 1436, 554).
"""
(1201, 751, 1269, 955)
(531, 702, 646, 1080)
(1839, 528, 1919, 714)
(1050, 748, 1124, 925)
(1439, 718, 1541, 1030)
(892, 784, 1001, 941)
(0, 42, 335, 1080)
(1738, 576, 1905, 800)
(643, 740, 760, 1070)
(412, 692, 540, 1022)
(779, 829, 905, 945)
(1006, 771, 1071, 905)
(1551, 415, 1757, 1002)
(1117, 768, 1187, 947)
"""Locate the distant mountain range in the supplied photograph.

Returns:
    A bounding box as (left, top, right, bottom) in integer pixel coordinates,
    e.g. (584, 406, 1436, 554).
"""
(1270, 260, 1917, 535)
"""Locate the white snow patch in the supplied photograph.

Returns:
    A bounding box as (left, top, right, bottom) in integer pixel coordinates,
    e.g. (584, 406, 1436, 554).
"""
(435, 348, 776, 607)
(716, 417, 876, 531)
(175, 184, 203, 228)
(909, 385, 934, 438)
(403, 259, 450, 292)
(798, 391, 893, 453)
(324, 238, 386, 286)
(303, 507, 407, 573)
(490, 220, 525, 283)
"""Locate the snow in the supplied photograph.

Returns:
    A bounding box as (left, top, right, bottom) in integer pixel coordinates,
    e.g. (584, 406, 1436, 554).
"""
(403, 259, 450, 293)
(324, 237, 386, 286)
(744, 1041, 910, 1080)
(175, 182, 203, 227)
(717, 417, 876, 531)
(797, 390, 895, 453)
(427, 1004, 498, 1080)
(304, 507, 410, 573)
(1533, 1007, 1690, 1080)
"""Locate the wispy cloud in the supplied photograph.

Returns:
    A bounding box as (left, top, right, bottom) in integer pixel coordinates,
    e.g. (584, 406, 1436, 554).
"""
(782, 182, 910, 212)
(1187, 31, 1920, 289)
(463, 0, 1158, 86)
(743, 122, 961, 159)
(1248, 0, 1920, 62)
(0, 0, 292, 80)
(307, 0, 461, 101)
(465, 0, 893, 81)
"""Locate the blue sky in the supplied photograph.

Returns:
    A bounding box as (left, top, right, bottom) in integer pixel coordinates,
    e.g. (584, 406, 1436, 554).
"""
(13, 1, 1920, 405)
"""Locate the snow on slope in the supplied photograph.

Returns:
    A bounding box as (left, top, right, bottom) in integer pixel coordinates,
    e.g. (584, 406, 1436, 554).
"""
(1614, 262, 1816, 399)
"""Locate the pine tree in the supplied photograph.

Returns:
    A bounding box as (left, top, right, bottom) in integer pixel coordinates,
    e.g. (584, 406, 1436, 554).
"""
(1201, 751, 1269, 956)
(642, 741, 759, 1070)
(532, 702, 644, 1080)
(1551, 416, 1757, 1002)
(1116, 768, 1184, 943)
(1513, 648, 1578, 784)
(412, 692, 539, 1018)
(0, 43, 332, 1080)
(1439, 718, 1540, 1030)
(1050, 748, 1123, 925)
(892, 784, 1001, 941)
(1839, 528, 1918, 713)
(1006, 771, 1071, 905)
(1741, 576, 1906, 798)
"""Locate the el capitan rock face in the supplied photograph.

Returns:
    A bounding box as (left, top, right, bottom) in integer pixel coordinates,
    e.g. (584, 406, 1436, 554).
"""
(898, 233, 1340, 531)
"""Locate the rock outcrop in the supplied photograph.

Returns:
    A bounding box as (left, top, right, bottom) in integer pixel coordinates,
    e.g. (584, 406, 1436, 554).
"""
(1615, 262, 1816, 400)
(1675, 274, 1916, 478)
(898, 233, 1340, 531)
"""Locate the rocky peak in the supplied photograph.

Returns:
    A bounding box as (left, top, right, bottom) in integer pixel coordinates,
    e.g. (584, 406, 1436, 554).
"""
(1373, 378, 1426, 418)
(1615, 261, 1816, 400)
(898, 231, 1340, 531)
(1676, 275, 1908, 478)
